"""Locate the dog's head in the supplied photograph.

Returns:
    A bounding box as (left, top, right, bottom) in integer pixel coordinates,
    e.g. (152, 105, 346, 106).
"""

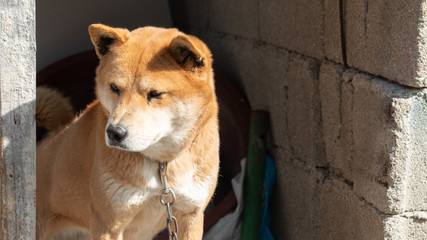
(88, 24, 216, 161)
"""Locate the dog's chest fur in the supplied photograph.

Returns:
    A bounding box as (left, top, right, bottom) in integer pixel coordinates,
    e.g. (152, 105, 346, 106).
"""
(101, 158, 211, 215)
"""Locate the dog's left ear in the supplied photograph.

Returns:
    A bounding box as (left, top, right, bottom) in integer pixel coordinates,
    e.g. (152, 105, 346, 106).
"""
(88, 24, 130, 58)
(168, 36, 206, 71)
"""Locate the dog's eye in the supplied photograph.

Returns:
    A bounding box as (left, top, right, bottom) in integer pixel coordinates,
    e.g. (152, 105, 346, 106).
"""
(110, 84, 120, 95)
(147, 90, 164, 102)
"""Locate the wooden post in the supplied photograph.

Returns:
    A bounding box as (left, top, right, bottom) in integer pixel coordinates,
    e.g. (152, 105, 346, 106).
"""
(0, 0, 36, 239)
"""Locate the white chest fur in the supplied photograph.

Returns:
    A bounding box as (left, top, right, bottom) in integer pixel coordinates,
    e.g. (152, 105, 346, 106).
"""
(101, 160, 212, 213)
(101, 159, 160, 210)
(173, 169, 212, 213)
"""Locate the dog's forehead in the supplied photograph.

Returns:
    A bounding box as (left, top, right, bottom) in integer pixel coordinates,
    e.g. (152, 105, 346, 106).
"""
(108, 27, 181, 72)
(128, 27, 179, 52)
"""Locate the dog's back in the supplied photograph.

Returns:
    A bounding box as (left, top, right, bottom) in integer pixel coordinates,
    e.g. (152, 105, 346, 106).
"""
(36, 101, 101, 239)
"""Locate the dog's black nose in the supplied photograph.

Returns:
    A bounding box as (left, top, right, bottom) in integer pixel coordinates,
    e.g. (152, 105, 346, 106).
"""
(106, 125, 128, 143)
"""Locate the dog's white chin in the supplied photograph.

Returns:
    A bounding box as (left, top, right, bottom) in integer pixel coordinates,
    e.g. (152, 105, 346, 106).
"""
(105, 135, 155, 153)
(104, 138, 181, 161)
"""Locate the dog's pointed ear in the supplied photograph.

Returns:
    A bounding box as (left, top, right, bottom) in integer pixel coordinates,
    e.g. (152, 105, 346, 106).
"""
(168, 36, 206, 71)
(89, 24, 130, 57)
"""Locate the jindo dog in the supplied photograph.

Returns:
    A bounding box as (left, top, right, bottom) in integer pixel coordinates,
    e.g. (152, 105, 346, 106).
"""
(36, 24, 219, 240)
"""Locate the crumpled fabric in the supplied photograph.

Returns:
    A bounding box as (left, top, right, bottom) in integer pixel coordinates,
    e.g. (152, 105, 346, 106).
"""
(204, 159, 246, 240)
(204, 155, 276, 240)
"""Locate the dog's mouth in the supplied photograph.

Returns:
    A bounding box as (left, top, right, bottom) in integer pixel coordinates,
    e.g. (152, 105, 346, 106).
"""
(106, 138, 128, 150)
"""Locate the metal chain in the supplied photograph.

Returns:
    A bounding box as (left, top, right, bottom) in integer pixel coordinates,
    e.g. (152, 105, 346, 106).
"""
(159, 162, 179, 240)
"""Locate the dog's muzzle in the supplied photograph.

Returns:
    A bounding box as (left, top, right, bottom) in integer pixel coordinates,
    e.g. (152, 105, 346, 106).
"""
(106, 124, 128, 145)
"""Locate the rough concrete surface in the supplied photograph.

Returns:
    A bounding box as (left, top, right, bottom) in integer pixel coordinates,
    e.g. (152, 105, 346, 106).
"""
(270, 157, 322, 240)
(320, 61, 427, 215)
(319, 61, 345, 169)
(386, 86, 427, 213)
(350, 73, 398, 213)
(200, 30, 327, 169)
(384, 213, 427, 239)
(199, 29, 292, 155)
(352, 74, 427, 214)
(259, 0, 324, 59)
(0, 1, 36, 239)
(206, 0, 259, 39)
(324, 0, 344, 64)
(317, 178, 385, 239)
(271, 155, 387, 240)
(345, 0, 427, 87)
(187, 14, 427, 238)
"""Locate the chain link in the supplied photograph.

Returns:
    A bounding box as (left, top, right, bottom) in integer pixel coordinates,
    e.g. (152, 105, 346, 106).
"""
(159, 162, 178, 240)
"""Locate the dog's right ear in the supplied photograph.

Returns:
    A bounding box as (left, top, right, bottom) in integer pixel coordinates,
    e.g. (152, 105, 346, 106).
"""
(168, 35, 207, 72)
(88, 24, 130, 58)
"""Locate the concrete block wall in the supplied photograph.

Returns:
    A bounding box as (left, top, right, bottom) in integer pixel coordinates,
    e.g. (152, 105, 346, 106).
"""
(169, 0, 427, 239)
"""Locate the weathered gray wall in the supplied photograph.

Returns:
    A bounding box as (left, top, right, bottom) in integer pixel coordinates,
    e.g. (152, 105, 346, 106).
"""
(169, 0, 427, 239)
(0, 0, 36, 239)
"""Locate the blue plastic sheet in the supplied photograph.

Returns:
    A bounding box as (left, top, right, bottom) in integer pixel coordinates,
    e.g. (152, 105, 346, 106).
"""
(259, 154, 276, 240)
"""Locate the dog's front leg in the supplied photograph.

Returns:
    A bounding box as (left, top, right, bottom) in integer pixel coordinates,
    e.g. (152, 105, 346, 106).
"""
(177, 211, 204, 240)
(90, 206, 125, 240)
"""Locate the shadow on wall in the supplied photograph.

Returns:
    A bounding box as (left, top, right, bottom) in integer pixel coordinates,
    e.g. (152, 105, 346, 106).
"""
(36, 0, 172, 71)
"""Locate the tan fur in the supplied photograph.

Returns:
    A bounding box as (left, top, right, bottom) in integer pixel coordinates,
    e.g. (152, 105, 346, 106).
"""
(36, 24, 219, 240)
(36, 86, 74, 132)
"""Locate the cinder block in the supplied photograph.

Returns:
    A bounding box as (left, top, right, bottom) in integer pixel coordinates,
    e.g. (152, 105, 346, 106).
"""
(270, 158, 323, 240)
(320, 62, 427, 214)
(352, 75, 427, 213)
(324, 0, 344, 64)
(245, 44, 290, 153)
(350, 73, 395, 212)
(259, 0, 324, 59)
(319, 63, 360, 184)
(271, 160, 385, 240)
(198, 31, 289, 150)
(384, 213, 427, 239)
(285, 54, 323, 166)
(242, 46, 325, 168)
(198, 32, 273, 107)
(206, 0, 259, 39)
(317, 178, 385, 239)
(345, 0, 427, 87)
(229, 46, 323, 167)
(387, 90, 427, 213)
(199, 30, 325, 167)
(319, 61, 345, 167)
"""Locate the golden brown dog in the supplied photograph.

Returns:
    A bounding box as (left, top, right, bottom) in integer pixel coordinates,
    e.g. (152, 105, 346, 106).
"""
(36, 24, 219, 240)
